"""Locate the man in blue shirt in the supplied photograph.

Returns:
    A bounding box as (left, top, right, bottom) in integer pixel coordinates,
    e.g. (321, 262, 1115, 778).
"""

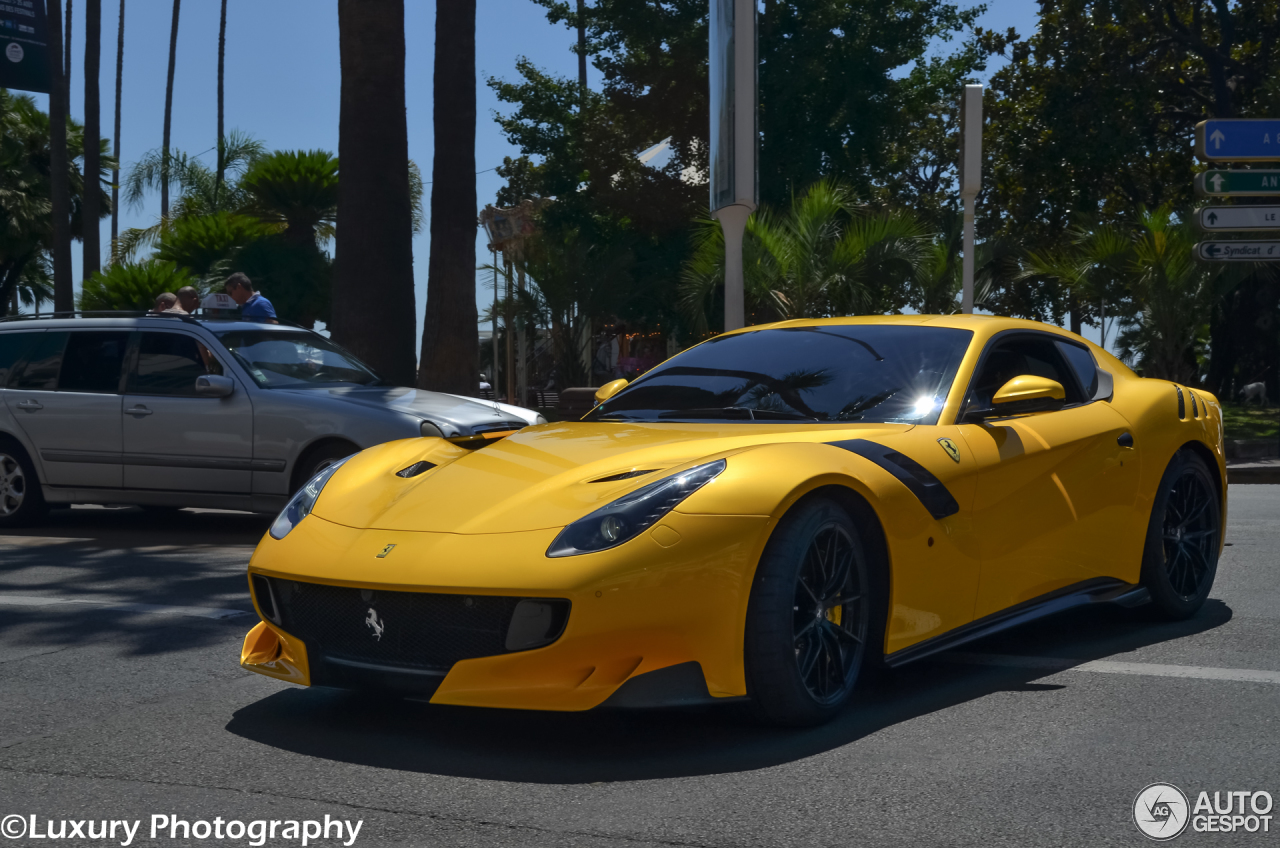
(225, 273, 278, 323)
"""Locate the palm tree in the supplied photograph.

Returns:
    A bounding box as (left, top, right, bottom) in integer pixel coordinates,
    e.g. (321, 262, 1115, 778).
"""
(82, 0, 103, 279)
(332, 0, 417, 387)
(161, 0, 180, 221)
(680, 180, 927, 332)
(1022, 222, 1132, 349)
(110, 0, 124, 255)
(216, 0, 228, 203)
(46, 0, 73, 313)
(419, 0, 478, 394)
(63, 0, 72, 90)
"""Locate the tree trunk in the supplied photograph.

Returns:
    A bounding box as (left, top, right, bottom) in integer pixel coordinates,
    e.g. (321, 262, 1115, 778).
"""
(111, 0, 124, 255)
(417, 0, 478, 395)
(63, 0, 71, 92)
(47, 0, 73, 314)
(215, 0, 227, 205)
(576, 0, 587, 98)
(161, 0, 180, 221)
(332, 0, 417, 387)
(82, 0, 102, 279)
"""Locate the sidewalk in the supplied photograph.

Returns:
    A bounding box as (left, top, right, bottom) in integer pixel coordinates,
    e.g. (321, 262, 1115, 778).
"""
(1228, 457, 1280, 484)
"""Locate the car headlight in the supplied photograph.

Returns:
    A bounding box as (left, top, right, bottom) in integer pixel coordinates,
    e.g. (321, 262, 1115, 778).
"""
(546, 459, 726, 557)
(269, 457, 350, 540)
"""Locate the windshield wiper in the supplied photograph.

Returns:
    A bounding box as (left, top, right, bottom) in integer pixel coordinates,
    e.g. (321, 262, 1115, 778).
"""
(658, 406, 818, 422)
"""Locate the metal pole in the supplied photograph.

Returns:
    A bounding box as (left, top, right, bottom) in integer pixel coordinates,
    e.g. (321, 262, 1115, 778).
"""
(491, 247, 499, 395)
(718, 205, 750, 330)
(517, 264, 527, 406)
(504, 256, 515, 404)
(959, 84, 983, 315)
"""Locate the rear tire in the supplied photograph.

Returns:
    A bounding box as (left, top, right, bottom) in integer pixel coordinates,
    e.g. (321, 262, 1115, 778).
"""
(0, 440, 48, 529)
(745, 496, 879, 726)
(1139, 449, 1221, 620)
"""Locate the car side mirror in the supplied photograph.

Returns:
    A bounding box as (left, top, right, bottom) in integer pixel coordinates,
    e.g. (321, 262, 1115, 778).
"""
(594, 378, 628, 405)
(195, 374, 235, 398)
(966, 375, 1065, 421)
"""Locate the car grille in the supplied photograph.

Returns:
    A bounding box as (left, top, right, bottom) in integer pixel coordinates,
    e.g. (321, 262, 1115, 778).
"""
(266, 578, 522, 672)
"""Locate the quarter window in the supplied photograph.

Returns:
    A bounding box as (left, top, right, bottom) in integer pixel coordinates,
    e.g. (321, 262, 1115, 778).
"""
(59, 332, 131, 393)
(11, 332, 69, 390)
(0, 332, 39, 387)
(127, 333, 223, 397)
(1056, 341, 1099, 399)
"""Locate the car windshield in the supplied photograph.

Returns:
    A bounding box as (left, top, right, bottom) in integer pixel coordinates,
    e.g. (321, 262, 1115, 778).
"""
(585, 324, 973, 424)
(216, 330, 380, 388)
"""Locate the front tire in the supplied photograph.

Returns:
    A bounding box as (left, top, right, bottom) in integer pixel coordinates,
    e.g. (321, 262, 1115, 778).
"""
(0, 441, 48, 529)
(1140, 449, 1222, 619)
(745, 496, 877, 726)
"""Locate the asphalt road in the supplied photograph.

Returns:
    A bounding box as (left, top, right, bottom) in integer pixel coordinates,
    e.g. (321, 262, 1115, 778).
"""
(1, 491, 1278, 848)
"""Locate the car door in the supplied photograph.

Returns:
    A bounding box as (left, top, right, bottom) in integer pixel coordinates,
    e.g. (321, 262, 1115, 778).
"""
(958, 332, 1141, 619)
(3, 330, 129, 489)
(121, 330, 254, 494)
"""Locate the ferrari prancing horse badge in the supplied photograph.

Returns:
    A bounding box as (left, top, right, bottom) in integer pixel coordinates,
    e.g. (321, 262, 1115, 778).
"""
(937, 438, 961, 463)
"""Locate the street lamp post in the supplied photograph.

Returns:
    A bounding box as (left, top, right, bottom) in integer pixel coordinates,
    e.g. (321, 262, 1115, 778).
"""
(959, 84, 983, 315)
(709, 0, 757, 332)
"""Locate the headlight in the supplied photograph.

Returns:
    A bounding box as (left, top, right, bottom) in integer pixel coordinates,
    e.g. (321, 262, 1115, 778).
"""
(546, 459, 726, 557)
(269, 457, 350, 540)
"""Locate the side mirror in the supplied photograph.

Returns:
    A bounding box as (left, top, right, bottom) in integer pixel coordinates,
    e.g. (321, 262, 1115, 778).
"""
(195, 374, 235, 398)
(594, 378, 628, 405)
(966, 375, 1065, 421)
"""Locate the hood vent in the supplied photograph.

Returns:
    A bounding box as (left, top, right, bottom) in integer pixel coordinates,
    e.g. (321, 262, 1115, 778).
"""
(589, 469, 658, 484)
(396, 460, 436, 478)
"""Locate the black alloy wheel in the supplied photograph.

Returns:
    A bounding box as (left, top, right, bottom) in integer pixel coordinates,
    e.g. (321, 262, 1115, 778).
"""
(792, 522, 868, 704)
(1140, 449, 1221, 619)
(746, 496, 879, 726)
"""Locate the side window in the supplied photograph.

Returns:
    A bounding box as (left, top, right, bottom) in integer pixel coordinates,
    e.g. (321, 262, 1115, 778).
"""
(59, 332, 131, 394)
(1056, 341, 1099, 399)
(969, 335, 1085, 408)
(12, 332, 69, 390)
(0, 332, 40, 387)
(127, 333, 222, 397)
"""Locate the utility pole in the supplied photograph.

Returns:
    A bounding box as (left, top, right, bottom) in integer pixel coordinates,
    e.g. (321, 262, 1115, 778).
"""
(709, 0, 757, 332)
(959, 84, 982, 314)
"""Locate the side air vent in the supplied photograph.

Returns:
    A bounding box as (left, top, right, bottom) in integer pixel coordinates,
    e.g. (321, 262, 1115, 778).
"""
(250, 574, 281, 625)
(590, 469, 657, 483)
(827, 439, 960, 520)
(396, 460, 436, 478)
(1175, 385, 1185, 419)
(1190, 391, 1200, 419)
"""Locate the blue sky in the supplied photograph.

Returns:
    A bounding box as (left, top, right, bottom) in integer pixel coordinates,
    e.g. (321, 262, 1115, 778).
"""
(37, 0, 1053, 341)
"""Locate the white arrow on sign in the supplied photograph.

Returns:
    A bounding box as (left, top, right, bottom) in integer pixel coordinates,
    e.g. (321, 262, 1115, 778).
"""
(1197, 206, 1280, 232)
(1211, 129, 1226, 149)
(1210, 173, 1225, 192)
(1195, 240, 1280, 261)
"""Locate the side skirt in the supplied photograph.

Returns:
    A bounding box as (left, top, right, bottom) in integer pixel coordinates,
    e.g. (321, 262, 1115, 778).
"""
(883, 578, 1150, 669)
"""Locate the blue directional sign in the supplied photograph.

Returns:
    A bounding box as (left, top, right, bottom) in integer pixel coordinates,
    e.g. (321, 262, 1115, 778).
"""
(1196, 120, 1280, 162)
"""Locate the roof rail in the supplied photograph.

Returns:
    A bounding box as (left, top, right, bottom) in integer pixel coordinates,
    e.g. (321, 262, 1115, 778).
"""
(0, 310, 203, 325)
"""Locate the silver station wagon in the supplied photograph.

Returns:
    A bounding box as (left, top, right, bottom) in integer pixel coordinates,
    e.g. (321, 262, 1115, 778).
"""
(0, 315, 540, 526)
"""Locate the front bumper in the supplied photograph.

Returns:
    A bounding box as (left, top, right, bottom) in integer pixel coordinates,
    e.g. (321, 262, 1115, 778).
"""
(242, 511, 770, 710)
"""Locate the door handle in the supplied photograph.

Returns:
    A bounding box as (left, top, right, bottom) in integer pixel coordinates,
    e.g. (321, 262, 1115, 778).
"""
(15, 400, 42, 411)
(126, 405, 153, 417)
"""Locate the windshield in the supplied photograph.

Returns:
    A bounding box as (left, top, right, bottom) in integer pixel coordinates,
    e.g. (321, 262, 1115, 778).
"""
(216, 330, 381, 388)
(585, 324, 973, 424)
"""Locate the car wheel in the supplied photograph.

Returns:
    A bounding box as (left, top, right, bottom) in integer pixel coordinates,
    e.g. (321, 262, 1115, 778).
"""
(745, 496, 875, 726)
(1140, 449, 1221, 620)
(292, 443, 356, 494)
(0, 441, 48, 529)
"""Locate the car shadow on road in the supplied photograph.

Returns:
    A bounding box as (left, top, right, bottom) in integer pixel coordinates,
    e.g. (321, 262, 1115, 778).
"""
(225, 599, 1232, 783)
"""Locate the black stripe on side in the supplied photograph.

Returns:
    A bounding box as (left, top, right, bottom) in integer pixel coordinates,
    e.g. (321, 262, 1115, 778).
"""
(827, 439, 960, 520)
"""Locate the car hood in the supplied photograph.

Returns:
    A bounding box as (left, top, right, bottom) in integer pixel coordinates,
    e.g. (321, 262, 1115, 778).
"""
(311, 420, 914, 534)
(280, 386, 528, 436)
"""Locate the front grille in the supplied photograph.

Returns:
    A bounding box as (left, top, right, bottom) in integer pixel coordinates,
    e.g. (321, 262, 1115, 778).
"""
(268, 579, 523, 672)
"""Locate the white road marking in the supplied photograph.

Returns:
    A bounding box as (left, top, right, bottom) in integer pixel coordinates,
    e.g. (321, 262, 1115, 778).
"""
(943, 651, 1280, 685)
(0, 594, 248, 620)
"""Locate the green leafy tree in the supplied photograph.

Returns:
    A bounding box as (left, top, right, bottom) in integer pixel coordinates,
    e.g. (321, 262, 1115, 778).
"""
(78, 259, 196, 312)
(680, 180, 927, 332)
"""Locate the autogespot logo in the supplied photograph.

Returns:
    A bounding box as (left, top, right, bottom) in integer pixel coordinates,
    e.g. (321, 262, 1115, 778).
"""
(1135, 783, 1191, 841)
